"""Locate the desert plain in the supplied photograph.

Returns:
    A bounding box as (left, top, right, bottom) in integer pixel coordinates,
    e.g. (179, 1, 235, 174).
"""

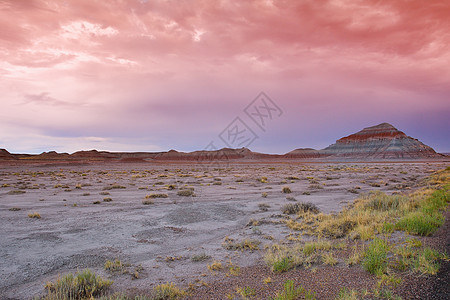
(0, 161, 448, 299)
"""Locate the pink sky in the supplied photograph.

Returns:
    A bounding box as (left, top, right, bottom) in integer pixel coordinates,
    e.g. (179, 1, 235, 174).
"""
(1, 0, 449, 154)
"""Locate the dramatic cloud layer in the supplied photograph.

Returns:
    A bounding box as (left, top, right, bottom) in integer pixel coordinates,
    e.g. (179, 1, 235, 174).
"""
(1, 0, 449, 153)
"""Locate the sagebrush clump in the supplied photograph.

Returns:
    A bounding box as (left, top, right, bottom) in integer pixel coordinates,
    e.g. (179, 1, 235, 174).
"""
(282, 202, 320, 215)
(177, 189, 194, 197)
(43, 269, 112, 299)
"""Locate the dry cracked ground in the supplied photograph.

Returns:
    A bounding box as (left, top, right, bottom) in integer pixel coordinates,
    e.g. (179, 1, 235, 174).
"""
(0, 162, 448, 299)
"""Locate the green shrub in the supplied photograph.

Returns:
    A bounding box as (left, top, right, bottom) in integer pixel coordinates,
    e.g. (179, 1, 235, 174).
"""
(272, 256, 294, 273)
(420, 187, 449, 214)
(273, 280, 316, 300)
(236, 286, 256, 299)
(413, 247, 441, 275)
(363, 238, 389, 276)
(381, 222, 395, 234)
(395, 211, 443, 236)
(44, 269, 112, 299)
(395, 186, 448, 236)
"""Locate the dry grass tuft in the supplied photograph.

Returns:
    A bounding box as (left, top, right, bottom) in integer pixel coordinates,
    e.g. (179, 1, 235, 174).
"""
(282, 186, 292, 194)
(28, 212, 41, 219)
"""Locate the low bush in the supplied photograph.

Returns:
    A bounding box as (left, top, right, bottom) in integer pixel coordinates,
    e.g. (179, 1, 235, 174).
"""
(43, 269, 112, 299)
(103, 184, 126, 190)
(145, 193, 168, 199)
(363, 238, 389, 276)
(28, 212, 41, 219)
(321, 252, 338, 265)
(222, 238, 260, 251)
(336, 288, 359, 300)
(177, 190, 194, 197)
(302, 240, 332, 256)
(273, 280, 316, 300)
(191, 253, 211, 262)
(413, 247, 441, 275)
(282, 186, 292, 194)
(152, 282, 185, 300)
(395, 211, 443, 236)
(207, 261, 223, 271)
(272, 256, 294, 273)
(265, 244, 303, 273)
(104, 259, 128, 273)
(381, 222, 395, 234)
(258, 176, 268, 183)
(259, 203, 270, 211)
(364, 192, 401, 211)
(7, 190, 26, 195)
(236, 286, 256, 299)
(346, 245, 364, 266)
(282, 202, 319, 215)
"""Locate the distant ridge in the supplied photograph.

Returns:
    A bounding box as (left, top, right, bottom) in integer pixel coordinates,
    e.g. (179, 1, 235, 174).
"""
(0, 123, 446, 163)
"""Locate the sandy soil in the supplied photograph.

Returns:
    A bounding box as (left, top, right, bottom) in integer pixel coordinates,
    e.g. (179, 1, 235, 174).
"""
(0, 162, 447, 299)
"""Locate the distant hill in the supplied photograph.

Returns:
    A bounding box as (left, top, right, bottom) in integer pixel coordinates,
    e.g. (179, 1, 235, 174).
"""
(0, 149, 16, 160)
(320, 123, 441, 159)
(0, 123, 446, 163)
